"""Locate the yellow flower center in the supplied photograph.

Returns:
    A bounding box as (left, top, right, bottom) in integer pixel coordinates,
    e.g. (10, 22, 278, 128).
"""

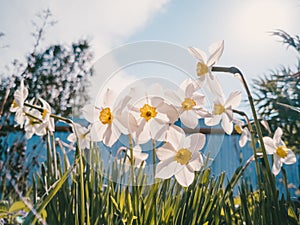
(181, 98, 196, 111)
(276, 146, 288, 158)
(174, 148, 192, 165)
(213, 104, 225, 115)
(140, 104, 157, 121)
(80, 133, 86, 139)
(29, 118, 39, 126)
(29, 118, 35, 126)
(234, 124, 243, 134)
(12, 100, 19, 108)
(197, 62, 209, 76)
(99, 107, 113, 125)
(42, 109, 49, 119)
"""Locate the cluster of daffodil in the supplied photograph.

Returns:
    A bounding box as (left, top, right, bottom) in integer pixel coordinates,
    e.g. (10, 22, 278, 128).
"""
(10, 41, 297, 187)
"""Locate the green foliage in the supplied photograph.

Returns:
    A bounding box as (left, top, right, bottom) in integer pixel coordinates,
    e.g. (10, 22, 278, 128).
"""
(253, 30, 300, 152)
(1, 134, 298, 225)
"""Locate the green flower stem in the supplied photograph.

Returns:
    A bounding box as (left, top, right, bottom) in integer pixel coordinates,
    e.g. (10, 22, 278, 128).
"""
(232, 109, 262, 188)
(24, 102, 85, 222)
(24, 102, 74, 125)
(152, 139, 157, 225)
(212, 66, 273, 180)
(24, 112, 43, 123)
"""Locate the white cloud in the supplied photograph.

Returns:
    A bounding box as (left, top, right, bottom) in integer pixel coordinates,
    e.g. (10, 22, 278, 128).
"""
(0, 0, 170, 101)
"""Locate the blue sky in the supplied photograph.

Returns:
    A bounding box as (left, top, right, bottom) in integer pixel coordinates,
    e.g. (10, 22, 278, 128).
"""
(1, 0, 299, 111)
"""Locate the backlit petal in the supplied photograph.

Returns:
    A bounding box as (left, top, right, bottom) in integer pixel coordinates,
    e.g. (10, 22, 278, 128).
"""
(207, 40, 224, 66)
(262, 137, 276, 154)
(188, 47, 207, 63)
(175, 166, 195, 187)
(156, 142, 177, 161)
(272, 154, 282, 176)
(155, 159, 179, 179)
(225, 91, 241, 108)
(185, 133, 206, 152)
(165, 125, 185, 149)
(207, 76, 225, 99)
(273, 127, 283, 146)
(82, 104, 99, 123)
(282, 150, 297, 165)
(188, 152, 203, 171)
(205, 115, 221, 126)
(180, 110, 199, 129)
(221, 114, 233, 135)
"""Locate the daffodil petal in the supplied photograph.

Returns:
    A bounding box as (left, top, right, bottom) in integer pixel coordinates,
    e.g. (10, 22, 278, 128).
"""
(175, 166, 195, 187)
(103, 125, 120, 147)
(155, 159, 179, 179)
(156, 142, 177, 160)
(207, 76, 225, 99)
(205, 115, 221, 126)
(90, 123, 106, 142)
(135, 121, 151, 144)
(82, 104, 98, 123)
(188, 47, 206, 63)
(165, 125, 185, 150)
(207, 40, 224, 66)
(188, 152, 203, 171)
(273, 127, 283, 146)
(262, 137, 276, 154)
(180, 110, 199, 129)
(225, 91, 241, 108)
(283, 150, 297, 165)
(185, 133, 206, 152)
(102, 88, 116, 107)
(150, 96, 164, 108)
(193, 93, 205, 106)
(157, 102, 179, 123)
(239, 130, 248, 147)
(165, 89, 183, 106)
(272, 154, 282, 176)
(221, 113, 233, 135)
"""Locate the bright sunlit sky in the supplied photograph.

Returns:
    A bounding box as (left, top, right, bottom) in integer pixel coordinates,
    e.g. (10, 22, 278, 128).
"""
(0, 0, 299, 111)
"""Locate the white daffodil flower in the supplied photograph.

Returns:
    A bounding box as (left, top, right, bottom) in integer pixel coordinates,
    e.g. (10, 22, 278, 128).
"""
(205, 91, 241, 135)
(116, 145, 148, 172)
(24, 108, 46, 139)
(67, 123, 91, 150)
(165, 78, 210, 129)
(263, 127, 297, 176)
(129, 96, 177, 145)
(155, 126, 205, 187)
(24, 98, 55, 138)
(233, 119, 251, 147)
(10, 79, 28, 128)
(39, 98, 55, 132)
(82, 89, 131, 147)
(188, 41, 225, 98)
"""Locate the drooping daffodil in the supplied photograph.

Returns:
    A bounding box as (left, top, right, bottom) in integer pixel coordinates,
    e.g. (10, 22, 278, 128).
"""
(24, 100, 46, 139)
(39, 98, 55, 133)
(10, 79, 28, 128)
(188, 41, 225, 98)
(233, 119, 251, 147)
(205, 91, 241, 135)
(116, 145, 149, 173)
(67, 123, 91, 150)
(263, 127, 297, 175)
(155, 126, 205, 187)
